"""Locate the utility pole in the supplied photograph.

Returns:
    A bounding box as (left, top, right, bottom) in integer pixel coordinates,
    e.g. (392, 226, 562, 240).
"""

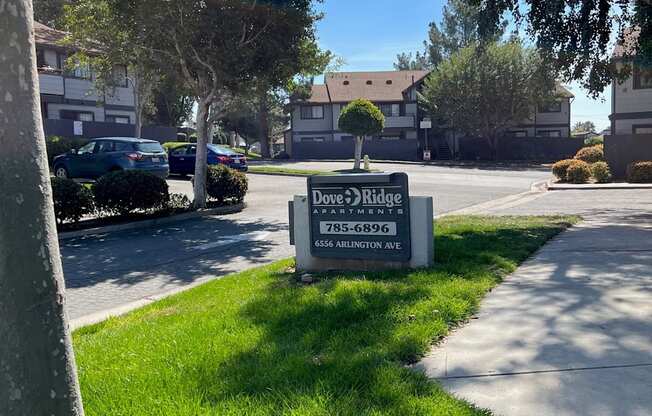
(0, 1, 85, 415)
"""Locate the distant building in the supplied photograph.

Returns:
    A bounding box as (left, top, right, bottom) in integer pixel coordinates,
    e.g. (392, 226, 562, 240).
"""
(610, 28, 652, 135)
(35, 22, 174, 141)
(286, 70, 574, 160)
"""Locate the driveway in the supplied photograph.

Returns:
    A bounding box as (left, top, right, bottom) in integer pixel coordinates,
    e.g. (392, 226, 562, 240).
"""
(62, 162, 549, 323)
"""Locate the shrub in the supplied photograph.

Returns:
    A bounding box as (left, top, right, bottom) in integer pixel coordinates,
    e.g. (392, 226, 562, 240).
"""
(574, 145, 604, 163)
(584, 136, 604, 147)
(166, 193, 191, 213)
(552, 159, 575, 181)
(627, 161, 652, 183)
(566, 160, 591, 184)
(46, 136, 87, 165)
(206, 165, 248, 204)
(51, 178, 94, 224)
(591, 161, 612, 183)
(93, 170, 169, 215)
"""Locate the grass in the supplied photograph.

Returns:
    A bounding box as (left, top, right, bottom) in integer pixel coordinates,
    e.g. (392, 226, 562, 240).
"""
(73, 215, 577, 415)
(248, 166, 377, 176)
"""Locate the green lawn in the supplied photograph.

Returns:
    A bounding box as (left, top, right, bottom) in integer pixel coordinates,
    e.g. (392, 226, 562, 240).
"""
(248, 166, 377, 176)
(73, 215, 577, 415)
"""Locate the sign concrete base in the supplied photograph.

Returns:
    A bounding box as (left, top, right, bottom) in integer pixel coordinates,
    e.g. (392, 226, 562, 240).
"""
(293, 195, 434, 272)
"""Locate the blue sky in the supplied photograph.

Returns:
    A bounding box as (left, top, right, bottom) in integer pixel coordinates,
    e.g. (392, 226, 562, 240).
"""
(314, 0, 612, 131)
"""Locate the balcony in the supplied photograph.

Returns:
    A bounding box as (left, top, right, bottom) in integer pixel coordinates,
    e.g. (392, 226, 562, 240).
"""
(38, 68, 64, 95)
(385, 115, 415, 129)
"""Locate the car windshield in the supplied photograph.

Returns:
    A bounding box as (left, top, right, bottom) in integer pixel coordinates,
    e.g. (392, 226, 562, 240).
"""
(208, 144, 238, 156)
(136, 142, 164, 153)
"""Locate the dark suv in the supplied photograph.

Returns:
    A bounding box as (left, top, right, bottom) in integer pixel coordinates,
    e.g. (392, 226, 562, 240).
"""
(52, 137, 169, 179)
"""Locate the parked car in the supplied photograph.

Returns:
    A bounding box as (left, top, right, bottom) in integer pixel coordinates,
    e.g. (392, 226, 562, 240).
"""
(167, 143, 248, 175)
(52, 137, 169, 179)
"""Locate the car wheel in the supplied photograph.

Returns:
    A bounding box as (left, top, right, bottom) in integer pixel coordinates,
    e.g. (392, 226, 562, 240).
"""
(54, 166, 68, 179)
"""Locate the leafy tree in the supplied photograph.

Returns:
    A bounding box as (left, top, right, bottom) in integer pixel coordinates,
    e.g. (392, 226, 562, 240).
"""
(471, 0, 652, 96)
(1, 2, 84, 414)
(572, 121, 597, 134)
(395, 0, 505, 70)
(33, 0, 73, 28)
(394, 51, 430, 70)
(147, 75, 194, 127)
(338, 99, 385, 170)
(64, 0, 160, 138)
(420, 41, 557, 158)
(105, 0, 322, 208)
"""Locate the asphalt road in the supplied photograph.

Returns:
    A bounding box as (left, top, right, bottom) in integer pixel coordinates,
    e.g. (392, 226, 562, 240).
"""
(62, 162, 551, 322)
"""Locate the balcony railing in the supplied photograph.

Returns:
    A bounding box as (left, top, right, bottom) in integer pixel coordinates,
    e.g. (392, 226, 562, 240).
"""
(385, 115, 416, 129)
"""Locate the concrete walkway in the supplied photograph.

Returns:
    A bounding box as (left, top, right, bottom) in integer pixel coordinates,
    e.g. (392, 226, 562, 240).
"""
(415, 213, 652, 416)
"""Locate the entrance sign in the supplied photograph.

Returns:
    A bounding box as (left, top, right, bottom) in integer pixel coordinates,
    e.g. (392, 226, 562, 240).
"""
(307, 173, 411, 262)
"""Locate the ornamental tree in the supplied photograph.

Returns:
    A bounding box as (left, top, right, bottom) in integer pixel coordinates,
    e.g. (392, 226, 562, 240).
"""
(338, 99, 385, 170)
(420, 41, 557, 158)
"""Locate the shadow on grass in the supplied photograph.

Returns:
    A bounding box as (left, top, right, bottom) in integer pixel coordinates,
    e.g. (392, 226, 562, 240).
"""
(190, 217, 572, 414)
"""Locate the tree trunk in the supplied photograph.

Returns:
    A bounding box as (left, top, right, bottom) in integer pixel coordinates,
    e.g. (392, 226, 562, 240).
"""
(131, 70, 143, 138)
(193, 98, 210, 209)
(206, 104, 216, 144)
(258, 95, 271, 158)
(0, 2, 85, 415)
(353, 136, 364, 170)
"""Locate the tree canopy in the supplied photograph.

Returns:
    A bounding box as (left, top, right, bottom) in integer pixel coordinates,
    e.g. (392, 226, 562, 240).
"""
(572, 121, 597, 134)
(471, 0, 652, 96)
(338, 99, 385, 138)
(420, 41, 557, 154)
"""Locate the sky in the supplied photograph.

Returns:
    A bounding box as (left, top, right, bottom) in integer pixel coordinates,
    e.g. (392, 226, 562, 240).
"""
(313, 0, 612, 132)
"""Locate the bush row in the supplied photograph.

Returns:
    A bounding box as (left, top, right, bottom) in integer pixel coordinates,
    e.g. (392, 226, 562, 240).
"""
(552, 159, 612, 184)
(627, 162, 652, 183)
(51, 166, 248, 224)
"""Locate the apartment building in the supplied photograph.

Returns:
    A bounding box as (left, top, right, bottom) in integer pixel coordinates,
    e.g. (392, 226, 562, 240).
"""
(610, 29, 652, 135)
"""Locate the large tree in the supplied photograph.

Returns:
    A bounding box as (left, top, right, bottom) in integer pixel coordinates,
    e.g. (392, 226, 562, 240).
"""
(64, 0, 161, 138)
(395, 0, 504, 70)
(471, 0, 652, 96)
(420, 41, 557, 158)
(104, 0, 322, 208)
(572, 121, 597, 134)
(33, 0, 73, 28)
(1, 1, 84, 414)
(147, 75, 194, 128)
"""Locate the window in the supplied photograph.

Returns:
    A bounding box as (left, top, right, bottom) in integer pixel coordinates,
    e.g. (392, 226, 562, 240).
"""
(300, 105, 324, 119)
(114, 142, 134, 152)
(378, 135, 400, 141)
(634, 65, 652, 89)
(380, 103, 400, 117)
(136, 142, 165, 153)
(60, 110, 95, 122)
(95, 141, 114, 153)
(36, 49, 46, 69)
(508, 130, 528, 138)
(538, 101, 562, 113)
(77, 141, 95, 155)
(633, 125, 652, 134)
(106, 115, 130, 124)
(65, 59, 92, 79)
(112, 65, 128, 87)
(301, 137, 325, 142)
(171, 146, 188, 156)
(538, 130, 561, 137)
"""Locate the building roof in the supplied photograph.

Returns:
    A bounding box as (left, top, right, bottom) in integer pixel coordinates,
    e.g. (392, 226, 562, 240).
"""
(556, 83, 574, 98)
(33, 21, 102, 54)
(613, 28, 639, 58)
(298, 70, 429, 104)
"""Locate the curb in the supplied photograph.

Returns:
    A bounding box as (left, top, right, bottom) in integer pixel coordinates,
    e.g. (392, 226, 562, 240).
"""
(253, 159, 552, 170)
(58, 203, 246, 240)
(247, 171, 317, 178)
(547, 181, 652, 191)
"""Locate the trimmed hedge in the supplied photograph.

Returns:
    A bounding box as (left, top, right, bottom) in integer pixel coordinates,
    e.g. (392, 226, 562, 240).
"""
(591, 162, 612, 183)
(51, 178, 95, 224)
(206, 165, 248, 204)
(552, 159, 575, 181)
(566, 160, 591, 184)
(46, 136, 88, 166)
(574, 145, 604, 163)
(93, 170, 169, 215)
(627, 161, 652, 183)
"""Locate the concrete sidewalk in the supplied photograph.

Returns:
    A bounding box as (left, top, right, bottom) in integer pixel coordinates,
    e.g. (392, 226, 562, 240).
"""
(415, 213, 652, 416)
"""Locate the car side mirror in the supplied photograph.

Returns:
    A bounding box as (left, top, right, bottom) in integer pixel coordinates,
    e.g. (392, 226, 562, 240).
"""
(69, 149, 78, 154)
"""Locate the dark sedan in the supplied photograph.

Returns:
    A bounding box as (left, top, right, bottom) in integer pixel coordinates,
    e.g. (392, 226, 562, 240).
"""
(168, 144, 248, 175)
